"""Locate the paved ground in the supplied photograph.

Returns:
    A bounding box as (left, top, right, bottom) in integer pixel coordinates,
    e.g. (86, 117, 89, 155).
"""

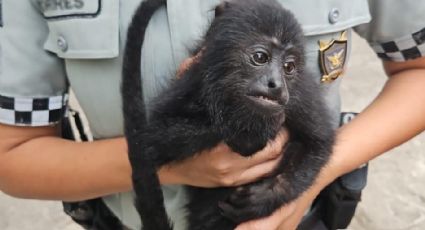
(1, 34, 424, 230)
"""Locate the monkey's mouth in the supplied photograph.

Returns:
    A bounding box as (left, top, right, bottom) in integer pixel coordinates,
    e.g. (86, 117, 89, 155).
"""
(247, 94, 283, 107)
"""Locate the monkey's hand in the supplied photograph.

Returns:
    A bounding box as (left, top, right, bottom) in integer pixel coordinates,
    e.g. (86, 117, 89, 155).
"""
(219, 175, 292, 223)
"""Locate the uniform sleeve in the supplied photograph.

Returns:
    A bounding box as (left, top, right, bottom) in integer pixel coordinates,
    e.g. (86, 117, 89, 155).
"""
(0, 1, 68, 126)
(354, 0, 425, 62)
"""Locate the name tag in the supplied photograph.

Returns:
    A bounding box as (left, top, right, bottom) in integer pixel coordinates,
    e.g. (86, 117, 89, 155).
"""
(37, 0, 100, 19)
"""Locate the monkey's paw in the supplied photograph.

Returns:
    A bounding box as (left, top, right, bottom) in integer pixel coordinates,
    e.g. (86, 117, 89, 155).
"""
(219, 178, 288, 223)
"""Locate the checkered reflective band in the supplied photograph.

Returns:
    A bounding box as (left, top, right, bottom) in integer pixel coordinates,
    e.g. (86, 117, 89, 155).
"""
(373, 27, 425, 61)
(0, 94, 68, 126)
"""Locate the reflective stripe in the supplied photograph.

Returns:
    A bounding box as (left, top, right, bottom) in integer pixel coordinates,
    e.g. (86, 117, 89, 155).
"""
(0, 94, 68, 126)
(372, 27, 425, 61)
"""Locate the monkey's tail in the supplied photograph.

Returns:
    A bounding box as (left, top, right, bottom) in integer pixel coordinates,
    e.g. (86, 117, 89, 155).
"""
(121, 1, 173, 230)
(122, 0, 166, 133)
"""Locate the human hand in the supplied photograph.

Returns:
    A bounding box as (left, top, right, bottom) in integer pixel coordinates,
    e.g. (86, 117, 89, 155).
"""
(234, 190, 315, 230)
(161, 130, 288, 188)
(235, 164, 338, 230)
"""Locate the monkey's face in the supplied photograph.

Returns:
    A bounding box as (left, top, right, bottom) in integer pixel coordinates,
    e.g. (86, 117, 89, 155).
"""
(202, 0, 305, 121)
(242, 42, 301, 115)
(206, 36, 304, 118)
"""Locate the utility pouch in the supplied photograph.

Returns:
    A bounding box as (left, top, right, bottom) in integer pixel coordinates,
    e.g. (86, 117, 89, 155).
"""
(321, 163, 368, 229)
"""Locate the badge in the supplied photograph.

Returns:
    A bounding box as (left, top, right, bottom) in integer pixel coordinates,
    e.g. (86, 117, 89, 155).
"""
(319, 31, 348, 83)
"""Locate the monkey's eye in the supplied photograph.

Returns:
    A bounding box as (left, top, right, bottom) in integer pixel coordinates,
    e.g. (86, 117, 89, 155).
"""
(283, 61, 296, 74)
(252, 52, 269, 65)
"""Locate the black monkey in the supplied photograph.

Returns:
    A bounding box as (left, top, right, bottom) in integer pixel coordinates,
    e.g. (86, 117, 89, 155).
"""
(121, 0, 335, 229)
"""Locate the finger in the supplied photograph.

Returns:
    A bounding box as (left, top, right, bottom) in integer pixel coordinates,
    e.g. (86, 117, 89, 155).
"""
(234, 155, 283, 185)
(211, 143, 248, 162)
(213, 130, 287, 170)
(176, 50, 204, 78)
(235, 203, 296, 230)
(209, 142, 263, 168)
(273, 129, 290, 152)
(176, 57, 195, 78)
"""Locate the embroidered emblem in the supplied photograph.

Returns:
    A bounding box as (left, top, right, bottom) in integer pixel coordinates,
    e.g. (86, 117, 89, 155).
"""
(319, 31, 348, 83)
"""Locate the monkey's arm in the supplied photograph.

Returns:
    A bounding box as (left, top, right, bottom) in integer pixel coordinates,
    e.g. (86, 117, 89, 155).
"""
(219, 140, 328, 223)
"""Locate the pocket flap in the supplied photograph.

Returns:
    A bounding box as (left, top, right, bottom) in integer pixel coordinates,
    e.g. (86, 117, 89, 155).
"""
(42, 0, 119, 59)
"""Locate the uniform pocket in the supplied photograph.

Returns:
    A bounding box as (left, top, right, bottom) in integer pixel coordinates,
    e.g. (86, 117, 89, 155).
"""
(41, 0, 119, 59)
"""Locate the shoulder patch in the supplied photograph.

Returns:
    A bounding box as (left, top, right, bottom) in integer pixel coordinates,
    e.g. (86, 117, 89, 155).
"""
(318, 31, 348, 83)
(37, 0, 101, 20)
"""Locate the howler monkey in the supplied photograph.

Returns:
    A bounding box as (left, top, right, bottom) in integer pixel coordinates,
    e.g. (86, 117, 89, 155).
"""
(121, 0, 335, 229)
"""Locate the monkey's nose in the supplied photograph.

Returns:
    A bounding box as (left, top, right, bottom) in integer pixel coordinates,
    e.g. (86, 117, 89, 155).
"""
(266, 79, 283, 96)
(268, 84, 283, 98)
(267, 80, 280, 89)
(266, 78, 289, 105)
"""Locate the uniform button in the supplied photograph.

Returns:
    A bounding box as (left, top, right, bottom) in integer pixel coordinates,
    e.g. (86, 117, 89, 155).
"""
(328, 8, 340, 24)
(57, 36, 68, 52)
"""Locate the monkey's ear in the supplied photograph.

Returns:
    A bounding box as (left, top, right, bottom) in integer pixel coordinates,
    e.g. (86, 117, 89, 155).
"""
(215, 1, 231, 17)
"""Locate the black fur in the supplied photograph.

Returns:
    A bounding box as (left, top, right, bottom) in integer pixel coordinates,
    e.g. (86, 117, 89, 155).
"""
(121, 0, 335, 229)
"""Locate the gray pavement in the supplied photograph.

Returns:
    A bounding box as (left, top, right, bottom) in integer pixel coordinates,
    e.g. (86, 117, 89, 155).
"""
(1, 34, 424, 230)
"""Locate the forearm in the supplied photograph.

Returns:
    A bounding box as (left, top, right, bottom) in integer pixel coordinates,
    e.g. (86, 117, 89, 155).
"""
(321, 69, 425, 186)
(0, 133, 187, 202)
(0, 136, 132, 201)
